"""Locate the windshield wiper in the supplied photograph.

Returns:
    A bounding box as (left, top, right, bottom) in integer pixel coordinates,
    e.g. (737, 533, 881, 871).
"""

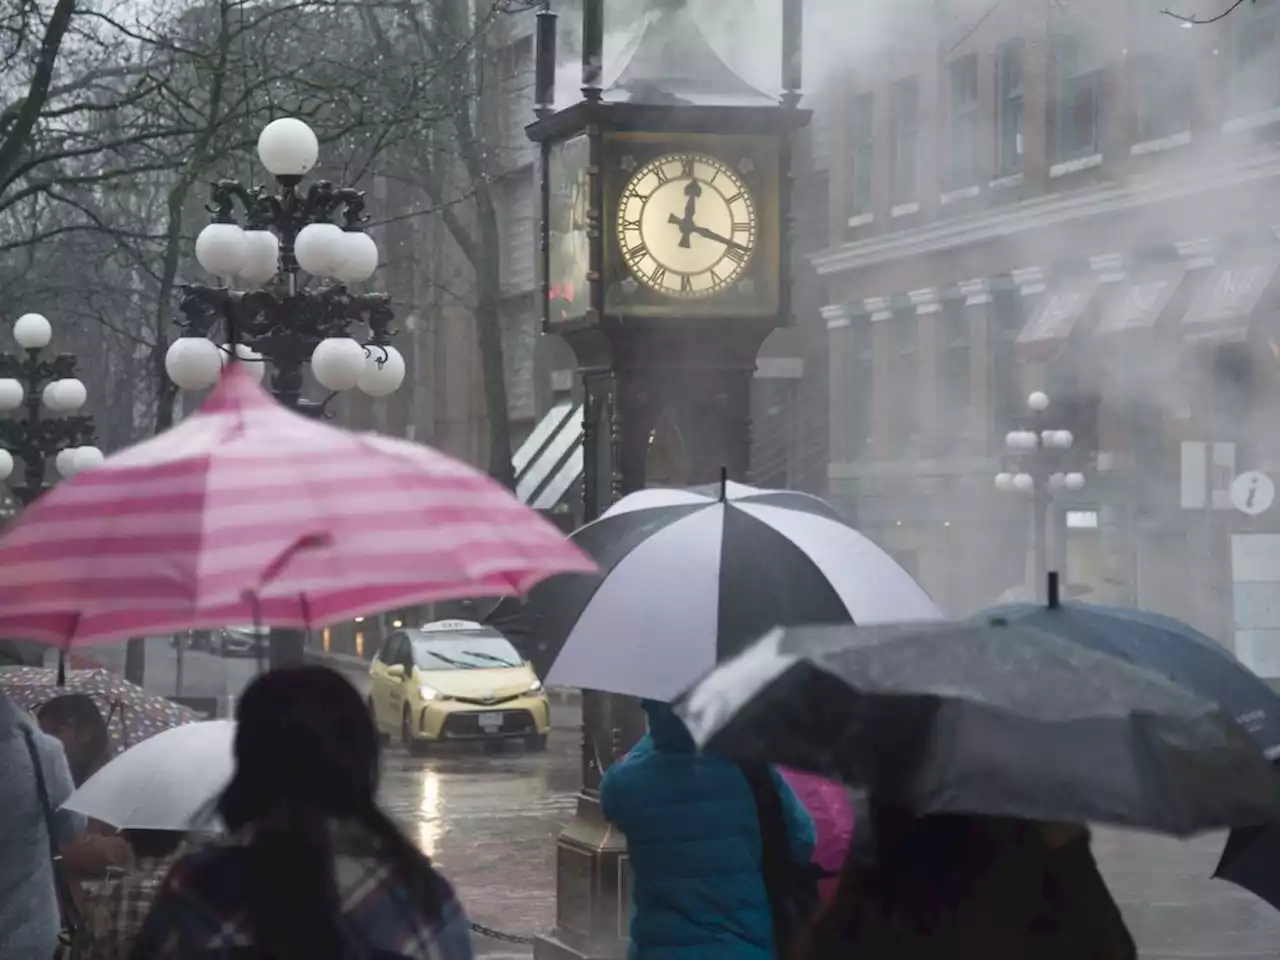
(458, 649, 519, 667)
(420, 650, 476, 669)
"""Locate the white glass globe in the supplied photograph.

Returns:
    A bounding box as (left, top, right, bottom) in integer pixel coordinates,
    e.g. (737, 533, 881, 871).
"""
(310, 337, 366, 392)
(42, 382, 66, 412)
(257, 118, 320, 177)
(72, 446, 105, 472)
(1054, 429, 1074, 449)
(221, 343, 266, 384)
(238, 230, 280, 284)
(1027, 391, 1050, 412)
(52, 378, 86, 412)
(0, 378, 23, 411)
(13, 313, 52, 349)
(294, 223, 344, 277)
(0, 449, 12, 481)
(357, 345, 405, 398)
(332, 232, 379, 285)
(994, 472, 1014, 492)
(165, 338, 223, 391)
(1065, 472, 1086, 491)
(55, 447, 79, 477)
(1013, 472, 1034, 491)
(195, 223, 248, 277)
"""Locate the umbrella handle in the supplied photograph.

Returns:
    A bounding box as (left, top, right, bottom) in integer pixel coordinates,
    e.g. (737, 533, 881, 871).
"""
(56, 649, 66, 686)
(1047, 571, 1061, 609)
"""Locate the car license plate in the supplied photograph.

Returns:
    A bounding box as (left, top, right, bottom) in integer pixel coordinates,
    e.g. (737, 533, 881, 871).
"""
(478, 712, 503, 732)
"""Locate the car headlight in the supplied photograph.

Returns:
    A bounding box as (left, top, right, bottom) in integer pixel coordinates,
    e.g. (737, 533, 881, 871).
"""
(527, 679, 543, 693)
(419, 684, 440, 701)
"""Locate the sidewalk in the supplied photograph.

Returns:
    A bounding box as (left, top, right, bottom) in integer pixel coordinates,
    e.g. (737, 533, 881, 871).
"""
(301, 647, 581, 705)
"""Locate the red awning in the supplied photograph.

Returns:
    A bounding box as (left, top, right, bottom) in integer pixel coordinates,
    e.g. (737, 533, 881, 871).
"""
(1016, 275, 1100, 360)
(1182, 256, 1280, 345)
(1095, 264, 1186, 336)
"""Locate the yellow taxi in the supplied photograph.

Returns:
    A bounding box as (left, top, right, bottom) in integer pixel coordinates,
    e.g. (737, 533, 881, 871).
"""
(368, 620, 550, 752)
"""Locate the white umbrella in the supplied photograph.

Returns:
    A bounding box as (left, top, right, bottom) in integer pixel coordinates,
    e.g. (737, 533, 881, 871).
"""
(63, 720, 234, 830)
(538, 482, 943, 701)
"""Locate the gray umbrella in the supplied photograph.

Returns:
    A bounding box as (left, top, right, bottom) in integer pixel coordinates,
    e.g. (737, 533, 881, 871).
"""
(675, 620, 1280, 836)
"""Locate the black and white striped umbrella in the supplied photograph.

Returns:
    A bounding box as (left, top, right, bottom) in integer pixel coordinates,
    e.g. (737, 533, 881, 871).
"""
(536, 481, 941, 701)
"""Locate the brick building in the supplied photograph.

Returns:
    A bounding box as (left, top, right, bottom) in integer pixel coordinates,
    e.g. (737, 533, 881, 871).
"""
(815, 0, 1280, 654)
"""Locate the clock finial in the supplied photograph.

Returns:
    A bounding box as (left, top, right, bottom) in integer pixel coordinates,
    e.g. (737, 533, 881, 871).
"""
(581, 0, 603, 101)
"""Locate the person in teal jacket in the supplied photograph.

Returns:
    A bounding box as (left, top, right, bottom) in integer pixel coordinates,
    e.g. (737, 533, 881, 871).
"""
(601, 700, 816, 960)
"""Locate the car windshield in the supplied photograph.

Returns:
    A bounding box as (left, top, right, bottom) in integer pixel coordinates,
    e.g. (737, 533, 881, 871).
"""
(226, 625, 270, 635)
(410, 631, 522, 670)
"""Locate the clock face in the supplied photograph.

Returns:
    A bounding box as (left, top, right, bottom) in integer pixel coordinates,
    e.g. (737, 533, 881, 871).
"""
(616, 153, 757, 300)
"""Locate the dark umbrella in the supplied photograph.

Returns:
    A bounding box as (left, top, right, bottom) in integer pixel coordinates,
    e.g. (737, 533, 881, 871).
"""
(486, 478, 938, 700)
(673, 620, 1280, 835)
(978, 601, 1280, 757)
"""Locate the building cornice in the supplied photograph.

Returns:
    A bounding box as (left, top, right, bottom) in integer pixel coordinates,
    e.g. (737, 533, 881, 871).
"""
(810, 148, 1280, 277)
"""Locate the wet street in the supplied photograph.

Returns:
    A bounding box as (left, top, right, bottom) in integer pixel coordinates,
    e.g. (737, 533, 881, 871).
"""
(76, 639, 1280, 957)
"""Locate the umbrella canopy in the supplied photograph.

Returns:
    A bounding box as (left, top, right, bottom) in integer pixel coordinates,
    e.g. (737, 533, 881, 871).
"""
(512, 481, 940, 700)
(0, 666, 195, 750)
(980, 601, 1280, 758)
(674, 620, 1280, 836)
(0, 366, 596, 646)
(63, 719, 233, 830)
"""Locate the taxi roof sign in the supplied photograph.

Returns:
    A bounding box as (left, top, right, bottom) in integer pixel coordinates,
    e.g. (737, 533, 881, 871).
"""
(419, 619, 484, 633)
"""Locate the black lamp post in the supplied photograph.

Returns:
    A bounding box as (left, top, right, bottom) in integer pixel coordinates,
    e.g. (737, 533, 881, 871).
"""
(166, 117, 406, 668)
(994, 390, 1087, 602)
(0, 313, 100, 508)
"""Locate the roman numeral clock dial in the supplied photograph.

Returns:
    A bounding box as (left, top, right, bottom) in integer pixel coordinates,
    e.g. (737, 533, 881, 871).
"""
(617, 153, 757, 299)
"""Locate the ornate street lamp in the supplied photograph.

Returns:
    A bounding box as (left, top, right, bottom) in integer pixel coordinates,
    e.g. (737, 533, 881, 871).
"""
(0, 313, 101, 507)
(994, 391, 1086, 601)
(169, 118, 406, 669)
(167, 117, 406, 417)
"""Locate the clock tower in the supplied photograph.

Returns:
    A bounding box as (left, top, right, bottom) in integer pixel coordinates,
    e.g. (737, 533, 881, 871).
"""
(526, 1, 808, 957)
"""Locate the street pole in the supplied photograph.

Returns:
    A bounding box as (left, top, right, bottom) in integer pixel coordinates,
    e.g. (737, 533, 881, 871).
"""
(1033, 480, 1048, 603)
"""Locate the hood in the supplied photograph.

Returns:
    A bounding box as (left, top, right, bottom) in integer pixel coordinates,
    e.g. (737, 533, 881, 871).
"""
(642, 699, 695, 753)
(418, 664, 538, 700)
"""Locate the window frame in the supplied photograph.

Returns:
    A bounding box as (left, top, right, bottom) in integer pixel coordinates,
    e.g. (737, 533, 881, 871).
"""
(890, 310, 919, 456)
(995, 38, 1024, 177)
(849, 91, 875, 216)
(939, 299, 972, 454)
(1051, 31, 1102, 163)
(889, 76, 920, 204)
(847, 315, 875, 456)
(947, 54, 980, 189)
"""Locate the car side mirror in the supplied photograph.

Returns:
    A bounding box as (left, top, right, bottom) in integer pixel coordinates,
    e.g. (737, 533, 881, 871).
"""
(386, 664, 405, 679)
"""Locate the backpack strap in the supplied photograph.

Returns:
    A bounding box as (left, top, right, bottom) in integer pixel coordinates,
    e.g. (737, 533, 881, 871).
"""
(22, 727, 81, 933)
(738, 762, 794, 957)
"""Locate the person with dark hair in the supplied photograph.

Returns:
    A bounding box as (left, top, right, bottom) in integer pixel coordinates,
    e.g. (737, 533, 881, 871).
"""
(131, 666, 473, 960)
(72, 830, 187, 960)
(38, 695, 133, 888)
(38, 694, 111, 787)
(790, 804, 1136, 960)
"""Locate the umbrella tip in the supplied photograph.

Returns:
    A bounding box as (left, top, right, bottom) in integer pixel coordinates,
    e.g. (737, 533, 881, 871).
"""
(719, 465, 728, 502)
(1047, 571, 1060, 610)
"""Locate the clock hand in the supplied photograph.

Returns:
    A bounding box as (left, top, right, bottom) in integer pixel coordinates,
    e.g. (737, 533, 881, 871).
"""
(671, 180, 702, 248)
(687, 223, 750, 253)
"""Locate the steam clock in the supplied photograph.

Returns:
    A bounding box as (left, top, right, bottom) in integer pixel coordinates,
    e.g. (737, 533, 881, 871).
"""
(526, 0, 808, 957)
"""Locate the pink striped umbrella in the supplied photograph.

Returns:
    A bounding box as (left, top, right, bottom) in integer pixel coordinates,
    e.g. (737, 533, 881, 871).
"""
(0, 365, 596, 647)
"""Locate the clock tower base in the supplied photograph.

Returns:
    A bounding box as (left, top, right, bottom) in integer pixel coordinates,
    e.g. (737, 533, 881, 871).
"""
(535, 324, 768, 957)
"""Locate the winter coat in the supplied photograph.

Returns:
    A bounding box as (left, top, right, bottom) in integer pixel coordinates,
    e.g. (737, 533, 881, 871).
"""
(600, 700, 815, 960)
(776, 769, 853, 902)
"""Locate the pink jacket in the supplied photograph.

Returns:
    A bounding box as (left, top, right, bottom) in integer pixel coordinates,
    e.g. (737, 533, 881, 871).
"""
(778, 767, 853, 901)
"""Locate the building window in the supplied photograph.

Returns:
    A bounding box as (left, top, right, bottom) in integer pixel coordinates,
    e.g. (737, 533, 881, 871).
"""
(890, 77, 919, 203)
(890, 312, 918, 456)
(1132, 51, 1192, 142)
(996, 39, 1024, 176)
(939, 300, 971, 454)
(849, 92, 874, 216)
(989, 288, 1023, 451)
(947, 55, 979, 188)
(848, 317, 873, 456)
(1051, 32, 1101, 162)
(1230, 0, 1280, 118)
